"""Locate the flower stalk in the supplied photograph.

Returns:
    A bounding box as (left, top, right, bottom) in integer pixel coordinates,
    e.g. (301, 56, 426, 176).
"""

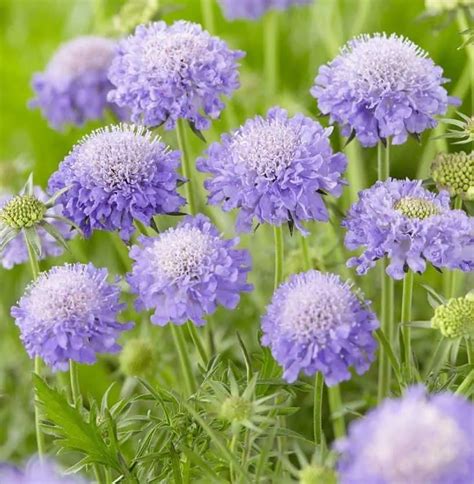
(177, 118, 197, 216)
(400, 270, 414, 376)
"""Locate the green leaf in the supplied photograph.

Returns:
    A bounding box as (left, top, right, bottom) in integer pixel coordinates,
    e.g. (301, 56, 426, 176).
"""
(34, 375, 121, 470)
(44, 185, 72, 208)
(40, 222, 70, 252)
(24, 227, 42, 258)
(21, 173, 34, 196)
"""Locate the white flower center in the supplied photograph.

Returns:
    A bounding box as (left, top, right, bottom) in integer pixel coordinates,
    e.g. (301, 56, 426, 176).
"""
(232, 119, 300, 179)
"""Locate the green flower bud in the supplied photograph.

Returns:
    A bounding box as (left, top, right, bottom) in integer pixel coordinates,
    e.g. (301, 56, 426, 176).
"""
(220, 396, 253, 423)
(394, 197, 440, 220)
(299, 465, 337, 484)
(119, 338, 154, 376)
(431, 152, 474, 201)
(431, 295, 474, 338)
(0, 195, 46, 229)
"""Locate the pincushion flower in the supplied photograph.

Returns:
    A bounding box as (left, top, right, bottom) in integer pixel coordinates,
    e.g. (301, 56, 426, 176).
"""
(108, 21, 244, 130)
(218, 0, 313, 20)
(197, 107, 347, 233)
(127, 214, 252, 325)
(11, 263, 132, 371)
(311, 33, 456, 147)
(343, 179, 474, 279)
(0, 186, 73, 269)
(336, 387, 474, 484)
(261, 270, 379, 385)
(30, 36, 122, 130)
(48, 124, 184, 240)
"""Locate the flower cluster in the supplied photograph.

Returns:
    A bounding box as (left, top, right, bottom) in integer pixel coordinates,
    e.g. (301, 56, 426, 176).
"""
(218, 0, 313, 20)
(431, 151, 474, 200)
(11, 263, 132, 371)
(30, 36, 123, 129)
(343, 179, 474, 279)
(336, 387, 474, 484)
(197, 107, 347, 233)
(128, 214, 253, 325)
(312, 33, 454, 147)
(48, 124, 184, 240)
(261, 270, 379, 385)
(108, 21, 244, 130)
(431, 292, 474, 338)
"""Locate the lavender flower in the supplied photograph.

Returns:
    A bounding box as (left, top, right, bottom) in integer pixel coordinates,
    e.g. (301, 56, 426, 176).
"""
(311, 33, 456, 147)
(48, 124, 184, 240)
(30, 36, 122, 130)
(0, 458, 86, 484)
(0, 187, 72, 270)
(336, 387, 474, 484)
(261, 270, 379, 385)
(127, 214, 252, 326)
(218, 0, 313, 20)
(343, 179, 474, 279)
(197, 107, 347, 233)
(11, 263, 132, 371)
(108, 21, 244, 130)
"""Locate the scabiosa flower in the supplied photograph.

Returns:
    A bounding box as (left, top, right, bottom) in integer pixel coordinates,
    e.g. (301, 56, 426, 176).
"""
(30, 36, 123, 130)
(107, 21, 244, 130)
(0, 187, 73, 269)
(336, 387, 474, 484)
(261, 270, 379, 385)
(197, 107, 347, 233)
(218, 0, 313, 20)
(48, 124, 184, 240)
(431, 151, 474, 200)
(431, 292, 474, 338)
(11, 263, 132, 371)
(343, 179, 474, 280)
(127, 214, 252, 325)
(0, 458, 86, 484)
(311, 33, 456, 147)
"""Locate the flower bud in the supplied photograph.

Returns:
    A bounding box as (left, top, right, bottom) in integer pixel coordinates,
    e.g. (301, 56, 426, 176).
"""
(431, 294, 474, 338)
(119, 338, 154, 376)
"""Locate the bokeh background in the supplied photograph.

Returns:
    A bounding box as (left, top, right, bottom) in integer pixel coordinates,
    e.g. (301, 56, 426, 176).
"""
(0, 0, 471, 462)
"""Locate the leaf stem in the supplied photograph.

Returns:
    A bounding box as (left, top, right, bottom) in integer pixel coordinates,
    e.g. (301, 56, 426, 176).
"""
(400, 270, 414, 377)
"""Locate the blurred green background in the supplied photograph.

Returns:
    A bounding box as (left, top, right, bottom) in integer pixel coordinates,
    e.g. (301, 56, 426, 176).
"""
(0, 0, 471, 463)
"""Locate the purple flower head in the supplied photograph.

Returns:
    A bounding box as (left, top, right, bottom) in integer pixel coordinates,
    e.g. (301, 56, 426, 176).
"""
(0, 187, 73, 270)
(336, 387, 474, 484)
(218, 0, 313, 20)
(30, 36, 123, 130)
(127, 214, 253, 326)
(11, 263, 133, 371)
(108, 21, 244, 130)
(48, 124, 184, 240)
(197, 107, 347, 233)
(0, 457, 86, 484)
(343, 179, 474, 280)
(261, 270, 379, 385)
(311, 33, 456, 147)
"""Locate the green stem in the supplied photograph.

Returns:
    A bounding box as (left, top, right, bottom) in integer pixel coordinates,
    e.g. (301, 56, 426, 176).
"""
(264, 10, 278, 101)
(200, 0, 215, 33)
(327, 385, 345, 438)
(313, 372, 324, 445)
(300, 235, 311, 270)
(456, 369, 474, 397)
(400, 270, 414, 376)
(467, 337, 474, 365)
(177, 118, 197, 216)
(187, 322, 209, 367)
(69, 360, 81, 408)
(457, 9, 474, 112)
(170, 325, 196, 395)
(447, 197, 463, 298)
(25, 235, 45, 459)
(273, 225, 284, 289)
(377, 141, 395, 402)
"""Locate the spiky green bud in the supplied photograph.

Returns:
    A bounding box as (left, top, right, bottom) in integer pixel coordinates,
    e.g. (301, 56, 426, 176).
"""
(431, 152, 474, 201)
(0, 195, 46, 229)
(394, 197, 440, 220)
(220, 396, 253, 423)
(299, 465, 337, 484)
(119, 338, 154, 376)
(431, 294, 474, 338)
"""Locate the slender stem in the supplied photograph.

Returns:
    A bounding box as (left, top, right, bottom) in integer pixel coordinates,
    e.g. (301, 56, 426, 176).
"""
(467, 337, 474, 365)
(170, 325, 196, 395)
(300, 235, 311, 270)
(377, 140, 395, 402)
(400, 270, 414, 376)
(457, 9, 474, 112)
(327, 385, 345, 438)
(264, 9, 278, 101)
(273, 225, 284, 290)
(104, 468, 112, 484)
(200, 0, 215, 34)
(456, 369, 474, 397)
(187, 322, 208, 367)
(176, 118, 197, 216)
(313, 372, 324, 445)
(69, 360, 81, 408)
(447, 196, 463, 298)
(25, 235, 45, 459)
